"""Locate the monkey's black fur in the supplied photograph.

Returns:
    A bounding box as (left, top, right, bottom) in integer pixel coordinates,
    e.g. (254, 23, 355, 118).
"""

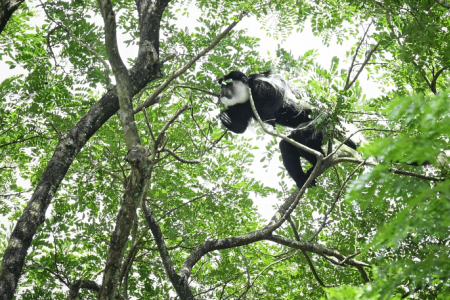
(218, 70, 357, 188)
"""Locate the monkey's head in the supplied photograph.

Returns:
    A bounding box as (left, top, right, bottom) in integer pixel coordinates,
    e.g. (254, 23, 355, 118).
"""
(218, 71, 250, 106)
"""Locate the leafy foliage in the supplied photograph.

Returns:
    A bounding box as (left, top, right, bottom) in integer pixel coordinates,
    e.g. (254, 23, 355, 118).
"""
(0, 0, 449, 299)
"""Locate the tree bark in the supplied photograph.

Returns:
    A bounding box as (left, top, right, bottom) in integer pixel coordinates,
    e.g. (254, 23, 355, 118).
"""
(0, 0, 171, 298)
(0, 0, 25, 34)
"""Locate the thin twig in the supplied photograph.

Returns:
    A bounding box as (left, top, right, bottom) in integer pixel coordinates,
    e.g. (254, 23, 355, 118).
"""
(344, 41, 381, 91)
(161, 147, 201, 164)
(174, 84, 220, 97)
(327, 127, 396, 159)
(194, 274, 242, 298)
(89, 155, 125, 184)
(153, 104, 190, 153)
(239, 248, 251, 293)
(156, 192, 214, 221)
(236, 251, 297, 300)
(345, 23, 372, 88)
(287, 217, 332, 287)
(334, 157, 446, 182)
(308, 159, 367, 242)
(142, 109, 156, 143)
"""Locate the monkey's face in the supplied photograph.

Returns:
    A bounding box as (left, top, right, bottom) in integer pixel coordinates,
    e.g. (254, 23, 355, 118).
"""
(219, 80, 250, 106)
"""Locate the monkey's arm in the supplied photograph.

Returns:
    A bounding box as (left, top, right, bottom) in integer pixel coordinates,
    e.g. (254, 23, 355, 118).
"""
(219, 103, 253, 134)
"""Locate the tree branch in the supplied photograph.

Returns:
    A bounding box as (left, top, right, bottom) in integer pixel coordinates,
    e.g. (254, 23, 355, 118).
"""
(345, 23, 372, 89)
(308, 159, 367, 243)
(0, 134, 42, 149)
(173, 84, 220, 97)
(247, 91, 323, 229)
(327, 127, 396, 158)
(161, 148, 201, 164)
(134, 11, 248, 113)
(157, 192, 214, 222)
(0, 0, 25, 34)
(383, 9, 442, 94)
(334, 157, 446, 182)
(89, 155, 125, 184)
(97, 0, 139, 149)
(287, 217, 332, 288)
(430, 66, 448, 94)
(96, 1, 154, 299)
(194, 274, 242, 299)
(68, 280, 101, 300)
(142, 203, 196, 299)
(267, 235, 371, 277)
(344, 41, 381, 91)
(153, 104, 190, 152)
(436, 0, 450, 9)
(30, 259, 69, 287)
(0, 0, 169, 297)
(237, 251, 297, 299)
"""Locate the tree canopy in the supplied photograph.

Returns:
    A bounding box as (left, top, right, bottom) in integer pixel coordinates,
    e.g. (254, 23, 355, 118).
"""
(0, 0, 449, 299)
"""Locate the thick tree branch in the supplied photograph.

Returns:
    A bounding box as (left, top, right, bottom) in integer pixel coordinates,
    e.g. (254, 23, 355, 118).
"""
(178, 226, 275, 285)
(68, 280, 101, 300)
(430, 66, 448, 94)
(118, 241, 140, 288)
(96, 0, 155, 298)
(0, 0, 25, 34)
(142, 204, 196, 300)
(0, 0, 170, 298)
(97, 0, 139, 149)
(176, 186, 323, 288)
(99, 146, 152, 300)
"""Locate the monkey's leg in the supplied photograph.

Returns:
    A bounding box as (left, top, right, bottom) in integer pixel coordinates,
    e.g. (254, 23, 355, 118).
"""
(280, 139, 313, 188)
(280, 125, 325, 187)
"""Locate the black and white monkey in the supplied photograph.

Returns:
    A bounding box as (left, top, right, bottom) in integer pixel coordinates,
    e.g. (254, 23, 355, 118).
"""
(218, 70, 358, 188)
